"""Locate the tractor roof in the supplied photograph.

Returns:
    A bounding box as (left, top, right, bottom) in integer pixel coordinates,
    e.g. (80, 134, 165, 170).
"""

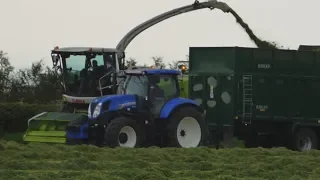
(52, 47, 118, 53)
(126, 68, 180, 75)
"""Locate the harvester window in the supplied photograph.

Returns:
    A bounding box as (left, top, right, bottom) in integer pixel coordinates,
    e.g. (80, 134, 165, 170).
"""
(64, 55, 87, 84)
(91, 55, 104, 67)
(65, 55, 86, 72)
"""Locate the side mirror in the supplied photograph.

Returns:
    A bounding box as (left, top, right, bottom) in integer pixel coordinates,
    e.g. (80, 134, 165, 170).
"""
(52, 55, 59, 66)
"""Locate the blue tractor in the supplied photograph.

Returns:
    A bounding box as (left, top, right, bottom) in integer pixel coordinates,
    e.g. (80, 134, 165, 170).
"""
(65, 68, 207, 148)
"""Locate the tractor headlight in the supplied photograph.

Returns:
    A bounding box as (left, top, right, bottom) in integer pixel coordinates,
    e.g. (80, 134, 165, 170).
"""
(92, 102, 102, 118)
(88, 104, 91, 118)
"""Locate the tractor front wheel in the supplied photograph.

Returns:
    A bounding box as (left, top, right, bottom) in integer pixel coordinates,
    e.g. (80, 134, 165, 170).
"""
(104, 117, 143, 148)
(166, 106, 205, 148)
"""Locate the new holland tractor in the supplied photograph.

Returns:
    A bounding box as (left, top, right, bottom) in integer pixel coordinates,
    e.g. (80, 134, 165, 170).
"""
(66, 68, 207, 148)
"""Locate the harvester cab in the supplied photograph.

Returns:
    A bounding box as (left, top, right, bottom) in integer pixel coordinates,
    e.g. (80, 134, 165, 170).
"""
(66, 68, 206, 148)
(23, 47, 122, 144)
(51, 46, 121, 113)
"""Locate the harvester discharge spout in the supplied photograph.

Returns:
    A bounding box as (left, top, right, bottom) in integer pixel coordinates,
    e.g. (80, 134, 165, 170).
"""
(115, 0, 231, 61)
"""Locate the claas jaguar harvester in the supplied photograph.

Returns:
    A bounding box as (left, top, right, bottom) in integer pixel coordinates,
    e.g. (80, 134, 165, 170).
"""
(66, 68, 207, 148)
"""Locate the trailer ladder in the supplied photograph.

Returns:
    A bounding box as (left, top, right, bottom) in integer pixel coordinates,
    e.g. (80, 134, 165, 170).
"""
(242, 75, 253, 124)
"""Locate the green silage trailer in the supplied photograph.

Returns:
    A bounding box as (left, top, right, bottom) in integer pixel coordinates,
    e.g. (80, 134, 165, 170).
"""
(188, 46, 320, 151)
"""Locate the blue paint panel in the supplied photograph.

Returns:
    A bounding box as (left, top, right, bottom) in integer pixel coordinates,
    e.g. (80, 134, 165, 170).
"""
(66, 123, 88, 139)
(107, 95, 137, 111)
(89, 94, 137, 120)
(160, 97, 200, 119)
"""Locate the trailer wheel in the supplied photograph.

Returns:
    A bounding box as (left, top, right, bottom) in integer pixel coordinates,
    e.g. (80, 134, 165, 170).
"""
(166, 106, 205, 148)
(104, 117, 143, 148)
(294, 128, 318, 151)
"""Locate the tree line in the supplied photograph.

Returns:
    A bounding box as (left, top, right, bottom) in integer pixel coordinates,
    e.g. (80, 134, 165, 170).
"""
(0, 50, 185, 104)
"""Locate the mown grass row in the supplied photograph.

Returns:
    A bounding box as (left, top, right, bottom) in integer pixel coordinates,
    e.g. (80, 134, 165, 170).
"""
(1, 140, 320, 180)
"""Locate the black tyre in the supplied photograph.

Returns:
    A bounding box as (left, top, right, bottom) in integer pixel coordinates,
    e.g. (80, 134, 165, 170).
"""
(166, 106, 206, 148)
(294, 127, 319, 151)
(104, 117, 144, 148)
(244, 131, 259, 148)
(244, 136, 258, 148)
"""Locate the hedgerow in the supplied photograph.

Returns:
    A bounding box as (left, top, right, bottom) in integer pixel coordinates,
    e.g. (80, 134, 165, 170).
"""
(0, 103, 60, 132)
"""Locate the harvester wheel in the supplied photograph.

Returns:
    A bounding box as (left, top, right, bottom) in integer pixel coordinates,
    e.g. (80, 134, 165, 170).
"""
(104, 117, 143, 148)
(166, 106, 205, 148)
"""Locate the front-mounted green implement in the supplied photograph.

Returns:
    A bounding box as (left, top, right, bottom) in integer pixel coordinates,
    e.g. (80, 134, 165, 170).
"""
(23, 112, 87, 143)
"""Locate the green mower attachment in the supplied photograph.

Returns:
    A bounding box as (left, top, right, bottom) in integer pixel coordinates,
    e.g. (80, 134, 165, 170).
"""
(23, 112, 87, 143)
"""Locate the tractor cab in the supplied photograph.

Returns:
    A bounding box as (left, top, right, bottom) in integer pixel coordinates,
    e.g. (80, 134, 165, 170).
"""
(122, 69, 180, 116)
(51, 47, 121, 111)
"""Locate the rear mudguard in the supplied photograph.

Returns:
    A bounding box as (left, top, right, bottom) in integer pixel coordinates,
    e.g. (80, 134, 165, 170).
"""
(160, 97, 202, 119)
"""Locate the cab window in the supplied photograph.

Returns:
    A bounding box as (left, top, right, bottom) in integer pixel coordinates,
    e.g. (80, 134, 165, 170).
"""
(152, 75, 178, 99)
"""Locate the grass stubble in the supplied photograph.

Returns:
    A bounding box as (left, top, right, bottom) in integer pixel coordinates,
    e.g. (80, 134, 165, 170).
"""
(0, 140, 320, 180)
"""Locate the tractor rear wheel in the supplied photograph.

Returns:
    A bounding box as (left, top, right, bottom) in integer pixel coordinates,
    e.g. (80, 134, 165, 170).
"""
(104, 117, 143, 148)
(166, 106, 205, 148)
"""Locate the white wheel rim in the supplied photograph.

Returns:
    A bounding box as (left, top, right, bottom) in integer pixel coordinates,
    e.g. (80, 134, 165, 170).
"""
(176, 117, 201, 148)
(118, 126, 137, 148)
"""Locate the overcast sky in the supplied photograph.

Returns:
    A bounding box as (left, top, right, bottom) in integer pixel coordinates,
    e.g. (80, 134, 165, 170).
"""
(0, 0, 319, 70)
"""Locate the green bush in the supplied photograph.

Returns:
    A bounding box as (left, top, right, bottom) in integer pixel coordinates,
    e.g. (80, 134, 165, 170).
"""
(0, 103, 61, 133)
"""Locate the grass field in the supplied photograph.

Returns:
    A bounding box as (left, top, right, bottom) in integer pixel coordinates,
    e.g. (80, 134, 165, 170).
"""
(0, 140, 320, 180)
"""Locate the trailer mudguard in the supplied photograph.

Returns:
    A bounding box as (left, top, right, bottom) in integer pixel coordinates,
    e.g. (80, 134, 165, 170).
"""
(160, 97, 201, 119)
